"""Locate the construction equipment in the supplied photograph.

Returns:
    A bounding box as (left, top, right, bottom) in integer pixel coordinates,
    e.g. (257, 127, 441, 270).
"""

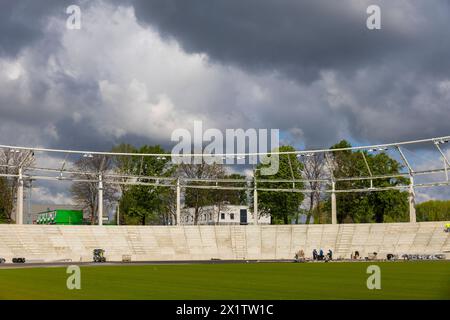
(93, 249, 106, 263)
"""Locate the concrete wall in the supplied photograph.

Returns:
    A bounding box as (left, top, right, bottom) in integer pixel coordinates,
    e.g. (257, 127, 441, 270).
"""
(0, 222, 448, 262)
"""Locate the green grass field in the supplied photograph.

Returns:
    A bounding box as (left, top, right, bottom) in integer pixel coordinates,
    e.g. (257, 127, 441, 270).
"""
(0, 261, 449, 300)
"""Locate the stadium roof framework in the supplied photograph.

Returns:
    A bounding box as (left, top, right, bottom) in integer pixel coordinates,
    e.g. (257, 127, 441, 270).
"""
(0, 135, 449, 226)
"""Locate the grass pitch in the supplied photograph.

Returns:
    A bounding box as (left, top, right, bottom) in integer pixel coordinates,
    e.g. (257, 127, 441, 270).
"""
(0, 261, 449, 300)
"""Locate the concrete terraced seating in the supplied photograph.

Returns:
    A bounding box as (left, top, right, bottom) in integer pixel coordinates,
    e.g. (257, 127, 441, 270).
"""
(0, 222, 448, 263)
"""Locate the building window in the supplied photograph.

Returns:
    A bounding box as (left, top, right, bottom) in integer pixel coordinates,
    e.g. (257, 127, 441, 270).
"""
(230, 213, 234, 220)
(220, 213, 225, 220)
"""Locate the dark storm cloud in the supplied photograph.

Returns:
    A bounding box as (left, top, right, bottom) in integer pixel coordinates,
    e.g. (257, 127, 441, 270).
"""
(0, 0, 449, 150)
(129, 0, 450, 144)
(130, 0, 450, 81)
(0, 0, 74, 56)
(0, 0, 448, 202)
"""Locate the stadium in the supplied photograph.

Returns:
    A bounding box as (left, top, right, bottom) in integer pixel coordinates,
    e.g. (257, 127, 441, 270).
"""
(0, 136, 449, 300)
(1, 0, 450, 306)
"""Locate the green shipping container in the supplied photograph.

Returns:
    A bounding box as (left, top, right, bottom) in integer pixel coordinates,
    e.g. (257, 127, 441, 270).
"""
(36, 210, 83, 225)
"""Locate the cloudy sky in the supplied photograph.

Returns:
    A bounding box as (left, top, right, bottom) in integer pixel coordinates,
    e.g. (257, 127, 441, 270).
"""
(1, 0, 449, 203)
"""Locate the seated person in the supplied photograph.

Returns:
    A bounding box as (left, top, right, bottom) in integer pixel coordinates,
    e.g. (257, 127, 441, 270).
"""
(299, 249, 305, 259)
(368, 252, 377, 260)
(295, 249, 305, 262)
(318, 249, 324, 260)
(327, 249, 333, 260)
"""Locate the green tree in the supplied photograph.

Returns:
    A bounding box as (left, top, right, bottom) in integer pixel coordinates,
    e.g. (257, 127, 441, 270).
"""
(0, 178, 11, 223)
(256, 145, 304, 224)
(118, 145, 175, 225)
(214, 173, 247, 205)
(416, 200, 450, 221)
(312, 201, 331, 224)
(324, 140, 409, 223)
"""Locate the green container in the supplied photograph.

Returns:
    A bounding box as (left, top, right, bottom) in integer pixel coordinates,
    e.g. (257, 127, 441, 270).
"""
(36, 210, 83, 225)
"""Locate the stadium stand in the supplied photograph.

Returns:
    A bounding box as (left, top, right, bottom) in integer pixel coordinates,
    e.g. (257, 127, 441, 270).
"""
(0, 222, 448, 263)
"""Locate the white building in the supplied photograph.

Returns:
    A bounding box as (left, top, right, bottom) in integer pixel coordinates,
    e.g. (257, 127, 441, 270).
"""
(181, 205, 271, 225)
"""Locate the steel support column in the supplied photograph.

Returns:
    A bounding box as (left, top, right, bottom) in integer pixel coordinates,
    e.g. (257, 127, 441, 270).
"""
(117, 202, 120, 225)
(176, 178, 181, 225)
(16, 167, 24, 225)
(331, 181, 337, 225)
(253, 173, 258, 225)
(98, 174, 103, 226)
(409, 176, 416, 223)
(396, 146, 416, 223)
(325, 153, 337, 224)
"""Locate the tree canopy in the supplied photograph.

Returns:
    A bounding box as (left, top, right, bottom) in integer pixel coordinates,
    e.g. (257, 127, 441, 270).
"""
(117, 145, 175, 225)
(325, 140, 409, 223)
(416, 200, 450, 222)
(256, 145, 305, 224)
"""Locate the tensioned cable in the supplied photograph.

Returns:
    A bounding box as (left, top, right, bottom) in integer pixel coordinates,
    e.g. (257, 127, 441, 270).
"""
(0, 136, 449, 157)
